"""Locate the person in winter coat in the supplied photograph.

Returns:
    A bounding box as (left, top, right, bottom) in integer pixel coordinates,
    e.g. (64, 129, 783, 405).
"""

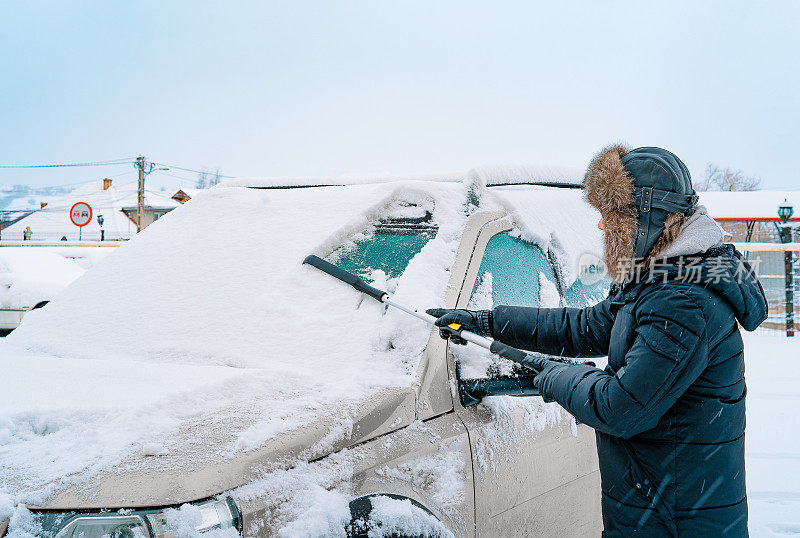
(428, 145, 768, 537)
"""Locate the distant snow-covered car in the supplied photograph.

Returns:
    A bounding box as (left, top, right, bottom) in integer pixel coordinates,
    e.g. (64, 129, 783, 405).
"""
(0, 248, 86, 333)
(0, 169, 608, 537)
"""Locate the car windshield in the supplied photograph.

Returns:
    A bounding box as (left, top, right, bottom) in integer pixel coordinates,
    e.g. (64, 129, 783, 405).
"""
(327, 214, 437, 281)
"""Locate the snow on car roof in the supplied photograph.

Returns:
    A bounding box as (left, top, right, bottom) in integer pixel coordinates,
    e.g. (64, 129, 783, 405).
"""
(472, 164, 583, 187)
(225, 170, 468, 188)
(488, 185, 603, 287)
(225, 164, 583, 189)
(0, 174, 601, 508)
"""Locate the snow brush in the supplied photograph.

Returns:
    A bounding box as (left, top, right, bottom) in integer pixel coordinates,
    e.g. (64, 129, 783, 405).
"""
(303, 254, 558, 373)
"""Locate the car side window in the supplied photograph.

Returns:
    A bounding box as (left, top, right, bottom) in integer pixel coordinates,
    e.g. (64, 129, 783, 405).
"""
(470, 232, 560, 309)
(562, 254, 611, 307)
(562, 279, 610, 308)
(455, 232, 561, 380)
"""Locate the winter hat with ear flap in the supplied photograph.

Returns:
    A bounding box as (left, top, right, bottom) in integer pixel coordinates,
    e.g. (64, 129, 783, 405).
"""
(583, 145, 698, 283)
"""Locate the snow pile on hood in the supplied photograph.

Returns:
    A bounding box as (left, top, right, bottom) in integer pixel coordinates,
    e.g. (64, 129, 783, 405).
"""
(5, 182, 470, 370)
(0, 180, 475, 507)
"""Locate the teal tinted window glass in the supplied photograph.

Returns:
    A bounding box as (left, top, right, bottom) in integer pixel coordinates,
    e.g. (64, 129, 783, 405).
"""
(562, 254, 611, 307)
(472, 233, 558, 307)
(563, 279, 610, 308)
(331, 233, 430, 281)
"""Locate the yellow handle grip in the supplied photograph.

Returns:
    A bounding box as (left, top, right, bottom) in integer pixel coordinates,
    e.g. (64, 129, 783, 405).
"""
(448, 323, 462, 330)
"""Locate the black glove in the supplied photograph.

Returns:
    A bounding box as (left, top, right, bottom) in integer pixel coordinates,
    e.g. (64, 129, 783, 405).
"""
(425, 308, 493, 345)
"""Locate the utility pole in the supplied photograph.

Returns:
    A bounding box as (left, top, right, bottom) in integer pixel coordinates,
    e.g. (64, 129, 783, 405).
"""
(135, 156, 146, 232)
(133, 156, 167, 232)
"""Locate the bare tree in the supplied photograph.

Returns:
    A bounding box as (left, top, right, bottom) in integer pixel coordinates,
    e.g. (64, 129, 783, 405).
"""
(196, 167, 210, 189)
(695, 164, 761, 191)
(196, 167, 223, 188)
(210, 167, 222, 186)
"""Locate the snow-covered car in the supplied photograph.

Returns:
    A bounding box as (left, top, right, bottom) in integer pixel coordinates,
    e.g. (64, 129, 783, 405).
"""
(0, 249, 86, 333)
(0, 170, 608, 537)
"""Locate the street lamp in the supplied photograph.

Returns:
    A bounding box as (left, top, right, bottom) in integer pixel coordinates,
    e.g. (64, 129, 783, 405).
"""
(778, 199, 794, 224)
(97, 214, 105, 242)
(777, 199, 795, 337)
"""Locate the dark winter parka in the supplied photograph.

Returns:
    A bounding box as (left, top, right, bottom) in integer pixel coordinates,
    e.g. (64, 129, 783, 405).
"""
(491, 146, 768, 537)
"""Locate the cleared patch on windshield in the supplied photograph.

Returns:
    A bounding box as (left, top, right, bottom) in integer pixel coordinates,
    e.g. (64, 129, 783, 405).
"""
(326, 200, 438, 281)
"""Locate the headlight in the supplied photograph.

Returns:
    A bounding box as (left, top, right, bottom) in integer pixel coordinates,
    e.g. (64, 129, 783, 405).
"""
(34, 497, 240, 537)
(54, 514, 148, 538)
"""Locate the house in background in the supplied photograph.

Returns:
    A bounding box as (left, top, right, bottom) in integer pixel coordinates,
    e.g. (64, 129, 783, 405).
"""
(698, 191, 800, 242)
(1, 179, 182, 241)
(171, 188, 200, 204)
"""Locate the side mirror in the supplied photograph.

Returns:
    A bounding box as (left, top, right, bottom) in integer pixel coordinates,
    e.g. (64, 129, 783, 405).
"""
(457, 359, 596, 407)
(459, 375, 539, 407)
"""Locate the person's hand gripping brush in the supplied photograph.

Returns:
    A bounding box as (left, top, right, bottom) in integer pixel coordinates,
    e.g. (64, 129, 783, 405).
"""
(425, 308, 493, 346)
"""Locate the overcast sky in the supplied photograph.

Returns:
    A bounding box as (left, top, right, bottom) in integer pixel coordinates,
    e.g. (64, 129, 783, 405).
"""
(1, 1, 798, 190)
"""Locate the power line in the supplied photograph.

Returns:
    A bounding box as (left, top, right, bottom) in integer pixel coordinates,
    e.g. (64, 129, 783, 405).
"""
(153, 162, 235, 178)
(151, 170, 206, 185)
(0, 170, 140, 191)
(0, 158, 135, 169)
(0, 157, 235, 178)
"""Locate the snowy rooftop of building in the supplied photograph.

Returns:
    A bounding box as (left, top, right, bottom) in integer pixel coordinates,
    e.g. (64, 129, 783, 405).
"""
(1, 180, 182, 241)
(698, 190, 800, 221)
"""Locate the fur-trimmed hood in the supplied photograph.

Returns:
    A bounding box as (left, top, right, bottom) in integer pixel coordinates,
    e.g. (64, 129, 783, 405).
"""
(583, 144, 698, 283)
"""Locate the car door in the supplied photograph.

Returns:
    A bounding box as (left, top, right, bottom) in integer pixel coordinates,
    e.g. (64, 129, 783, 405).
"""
(450, 214, 602, 537)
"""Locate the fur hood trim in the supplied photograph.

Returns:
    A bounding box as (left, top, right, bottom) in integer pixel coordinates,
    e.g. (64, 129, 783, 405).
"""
(583, 144, 638, 282)
(583, 144, 633, 216)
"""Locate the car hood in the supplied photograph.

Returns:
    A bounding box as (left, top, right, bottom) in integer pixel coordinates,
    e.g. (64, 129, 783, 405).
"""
(0, 347, 416, 510)
(0, 248, 85, 307)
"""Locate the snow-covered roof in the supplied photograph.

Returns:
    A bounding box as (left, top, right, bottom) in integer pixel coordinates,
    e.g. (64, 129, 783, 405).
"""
(698, 190, 800, 221)
(2, 180, 182, 241)
(2, 197, 40, 211)
(171, 187, 202, 200)
(0, 172, 600, 507)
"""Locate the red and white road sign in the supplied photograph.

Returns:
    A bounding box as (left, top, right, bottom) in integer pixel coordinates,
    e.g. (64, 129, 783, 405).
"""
(69, 202, 93, 227)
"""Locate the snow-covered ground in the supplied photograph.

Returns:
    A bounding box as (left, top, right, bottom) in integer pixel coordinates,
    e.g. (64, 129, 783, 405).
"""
(744, 333, 800, 537)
